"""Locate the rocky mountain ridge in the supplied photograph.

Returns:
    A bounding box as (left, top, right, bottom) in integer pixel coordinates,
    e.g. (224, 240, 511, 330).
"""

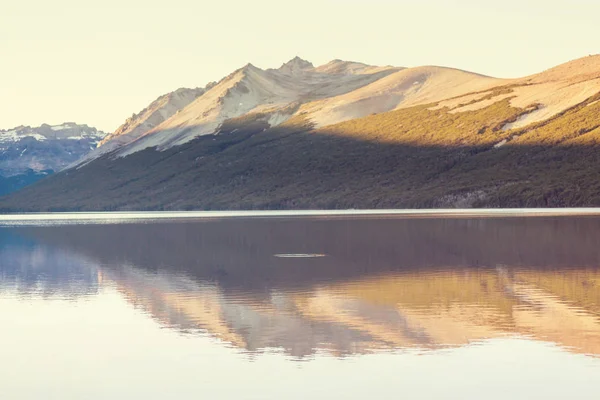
(80, 57, 402, 161)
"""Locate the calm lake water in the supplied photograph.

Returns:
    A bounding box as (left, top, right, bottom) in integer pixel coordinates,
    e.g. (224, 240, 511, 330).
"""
(1, 212, 600, 399)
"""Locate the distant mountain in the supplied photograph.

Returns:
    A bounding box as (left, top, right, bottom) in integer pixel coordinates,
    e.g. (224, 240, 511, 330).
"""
(0, 123, 105, 194)
(2, 55, 600, 210)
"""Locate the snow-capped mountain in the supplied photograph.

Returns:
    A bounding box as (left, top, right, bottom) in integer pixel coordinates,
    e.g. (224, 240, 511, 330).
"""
(0, 122, 104, 144)
(0, 123, 106, 194)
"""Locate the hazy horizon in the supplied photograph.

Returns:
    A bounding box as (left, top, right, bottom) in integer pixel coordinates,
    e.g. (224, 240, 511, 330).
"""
(2, 0, 599, 132)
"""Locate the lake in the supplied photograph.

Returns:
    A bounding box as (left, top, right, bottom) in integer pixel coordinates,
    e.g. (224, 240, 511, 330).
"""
(1, 212, 600, 399)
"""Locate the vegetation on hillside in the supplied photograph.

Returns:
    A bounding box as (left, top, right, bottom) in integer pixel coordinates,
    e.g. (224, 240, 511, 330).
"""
(1, 88, 600, 211)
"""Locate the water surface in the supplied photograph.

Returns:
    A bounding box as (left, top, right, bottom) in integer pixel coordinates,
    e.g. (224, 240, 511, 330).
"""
(1, 213, 600, 399)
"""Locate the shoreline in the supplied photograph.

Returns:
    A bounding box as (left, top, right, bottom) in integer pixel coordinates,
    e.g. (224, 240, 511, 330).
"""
(3, 208, 600, 225)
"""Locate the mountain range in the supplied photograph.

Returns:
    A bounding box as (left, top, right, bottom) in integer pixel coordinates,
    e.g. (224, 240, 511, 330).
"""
(0, 123, 105, 196)
(2, 55, 600, 210)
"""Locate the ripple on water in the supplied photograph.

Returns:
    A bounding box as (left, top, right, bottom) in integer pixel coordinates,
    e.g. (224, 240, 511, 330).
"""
(273, 254, 327, 258)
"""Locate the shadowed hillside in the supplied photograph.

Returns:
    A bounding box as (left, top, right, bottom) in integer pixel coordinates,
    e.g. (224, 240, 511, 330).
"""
(2, 86, 600, 211)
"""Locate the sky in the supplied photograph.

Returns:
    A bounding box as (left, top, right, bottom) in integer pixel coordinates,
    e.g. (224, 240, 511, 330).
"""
(1, 0, 599, 132)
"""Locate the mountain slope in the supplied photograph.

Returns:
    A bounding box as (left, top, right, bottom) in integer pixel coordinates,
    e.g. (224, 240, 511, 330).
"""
(2, 55, 600, 210)
(438, 55, 600, 130)
(87, 57, 401, 159)
(2, 83, 600, 211)
(302, 65, 505, 128)
(84, 59, 506, 160)
(76, 87, 205, 165)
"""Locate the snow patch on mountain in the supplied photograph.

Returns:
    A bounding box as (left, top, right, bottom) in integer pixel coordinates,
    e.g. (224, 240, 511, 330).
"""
(0, 129, 47, 142)
(447, 92, 515, 113)
(0, 123, 105, 144)
(0, 123, 106, 177)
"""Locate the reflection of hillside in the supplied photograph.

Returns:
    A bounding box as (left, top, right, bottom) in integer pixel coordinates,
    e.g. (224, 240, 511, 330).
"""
(107, 266, 248, 348)
(310, 269, 600, 356)
(99, 265, 372, 358)
(297, 269, 517, 348)
(0, 229, 99, 297)
(514, 270, 600, 315)
(17, 217, 600, 357)
(506, 278, 600, 356)
(327, 269, 516, 320)
(19, 216, 600, 291)
(96, 264, 600, 358)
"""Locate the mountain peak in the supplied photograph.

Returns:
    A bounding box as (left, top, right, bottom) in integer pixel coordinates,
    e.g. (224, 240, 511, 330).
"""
(235, 62, 262, 75)
(278, 57, 314, 74)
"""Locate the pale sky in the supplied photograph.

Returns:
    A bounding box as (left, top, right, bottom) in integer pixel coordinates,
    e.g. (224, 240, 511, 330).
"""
(1, 0, 598, 132)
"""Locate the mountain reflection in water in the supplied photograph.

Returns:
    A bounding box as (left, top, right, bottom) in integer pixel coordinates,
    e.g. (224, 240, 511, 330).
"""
(3, 216, 600, 359)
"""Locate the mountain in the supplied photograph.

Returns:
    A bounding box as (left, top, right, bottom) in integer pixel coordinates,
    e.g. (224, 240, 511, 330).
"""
(82, 57, 400, 159)
(2, 55, 600, 211)
(0, 123, 106, 195)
